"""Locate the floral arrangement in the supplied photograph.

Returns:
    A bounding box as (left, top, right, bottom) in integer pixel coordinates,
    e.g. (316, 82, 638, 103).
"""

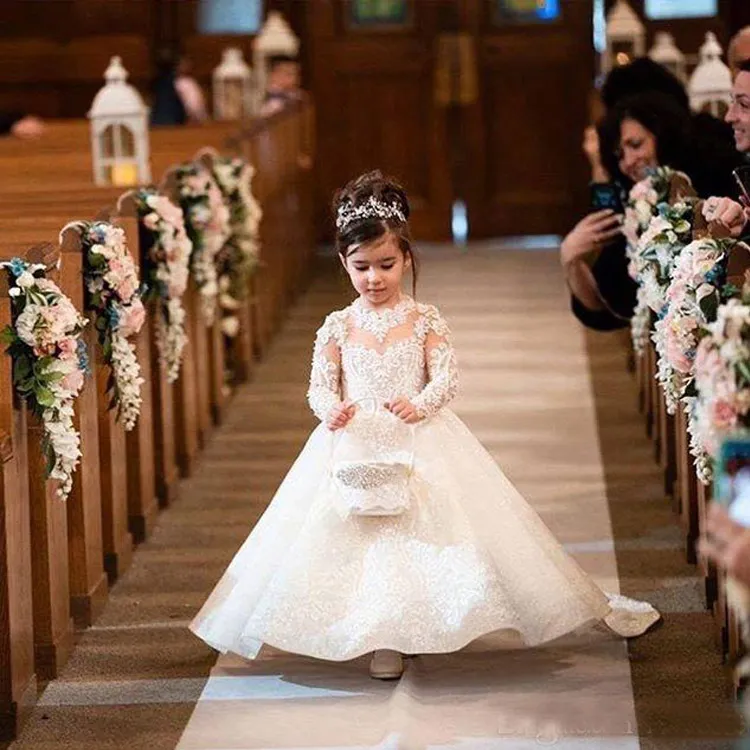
(653, 237, 729, 417)
(174, 164, 231, 326)
(209, 157, 262, 338)
(692, 287, 750, 483)
(623, 168, 695, 355)
(0, 259, 88, 499)
(76, 221, 146, 430)
(133, 189, 192, 382)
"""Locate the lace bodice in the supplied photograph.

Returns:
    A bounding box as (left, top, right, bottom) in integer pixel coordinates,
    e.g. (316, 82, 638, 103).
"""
(307, 296, 459, 422)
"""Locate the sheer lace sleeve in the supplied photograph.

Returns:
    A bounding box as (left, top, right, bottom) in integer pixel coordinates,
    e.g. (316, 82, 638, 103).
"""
(412, 305, 459, 419)
(307, 311, 346, 422)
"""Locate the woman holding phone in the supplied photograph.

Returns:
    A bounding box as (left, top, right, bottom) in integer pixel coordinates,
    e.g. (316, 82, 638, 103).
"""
(562, 90, 743, 332)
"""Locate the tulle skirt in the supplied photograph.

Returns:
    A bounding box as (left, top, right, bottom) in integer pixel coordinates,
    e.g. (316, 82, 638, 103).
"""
(190, 410, 659, 661)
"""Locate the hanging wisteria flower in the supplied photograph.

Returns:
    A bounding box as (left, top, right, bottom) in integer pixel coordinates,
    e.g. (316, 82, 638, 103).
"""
(74, 221, 145, 430)
(132, 189, 192, 382)
(0, 259, 88, 500)
(209, 156, 263, 338)
(174, 163, 231, 326)
(692, 288, 750, 484)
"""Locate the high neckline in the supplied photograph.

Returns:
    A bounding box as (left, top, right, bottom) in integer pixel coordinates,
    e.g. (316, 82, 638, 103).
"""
(351, 296, 416, 343)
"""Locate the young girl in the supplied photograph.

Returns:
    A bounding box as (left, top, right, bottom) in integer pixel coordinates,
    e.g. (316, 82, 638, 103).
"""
(190, 171, 660, 680)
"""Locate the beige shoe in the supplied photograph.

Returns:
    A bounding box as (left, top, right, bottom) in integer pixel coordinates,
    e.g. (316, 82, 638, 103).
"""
(369, 649, 404, 680)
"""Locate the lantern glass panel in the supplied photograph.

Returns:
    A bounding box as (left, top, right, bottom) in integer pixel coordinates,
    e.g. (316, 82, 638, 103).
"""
(223, 79, 245, 120)
(101, 125, 116, 159)
(120, 125, 136, 158)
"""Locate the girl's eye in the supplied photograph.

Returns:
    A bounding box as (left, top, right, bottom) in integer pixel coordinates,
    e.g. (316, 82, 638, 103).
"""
(353, 266, 369, 272)
(381, 264, 395, 270)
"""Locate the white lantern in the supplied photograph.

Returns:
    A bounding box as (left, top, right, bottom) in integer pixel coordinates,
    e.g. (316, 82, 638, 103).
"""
(88, 56, 150, 187)
(213, 48, 253, 121)
(649, 32, 687, 83)
(603, 0, 645, 74)
(253, 12, 300, 113)
(689, 32, 732, 118)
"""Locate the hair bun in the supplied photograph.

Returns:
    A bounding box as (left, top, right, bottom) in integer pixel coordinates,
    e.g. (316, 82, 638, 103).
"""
(332, 170, 410, 224)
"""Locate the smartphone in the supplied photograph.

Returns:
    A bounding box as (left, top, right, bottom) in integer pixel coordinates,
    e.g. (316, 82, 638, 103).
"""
(590, 183, 623, 213)
(714, 435, 750, 527)
(733, 166, 750, 207)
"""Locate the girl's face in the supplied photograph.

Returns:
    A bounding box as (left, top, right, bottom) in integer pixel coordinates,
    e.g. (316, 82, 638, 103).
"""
(341, 232, 410, 308)
(618, 118, 658, 183)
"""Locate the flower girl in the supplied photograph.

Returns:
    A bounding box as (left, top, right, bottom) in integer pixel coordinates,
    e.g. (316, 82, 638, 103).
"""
(190, 171, 660, 680)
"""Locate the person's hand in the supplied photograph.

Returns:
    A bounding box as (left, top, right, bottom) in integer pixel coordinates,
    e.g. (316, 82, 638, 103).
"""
(326, 400, 356, 431)
(560, 210, 622, 268)
(703, 197, 748, 238)
(10, 115, 44, 140)
(385, 397, 420, 424)
(698, 503, 750, 585)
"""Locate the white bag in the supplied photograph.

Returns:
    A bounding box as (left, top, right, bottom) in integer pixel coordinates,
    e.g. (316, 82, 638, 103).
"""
(331, 399, 415, 518)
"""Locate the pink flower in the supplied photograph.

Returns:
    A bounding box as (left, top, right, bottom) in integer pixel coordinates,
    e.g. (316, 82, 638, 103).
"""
(61, 369, 84, 394)
(58, 338, 77, 360)
(712, 399, 738, 430)
(117, 277, 137, 302)
(119, 299, 146, 338)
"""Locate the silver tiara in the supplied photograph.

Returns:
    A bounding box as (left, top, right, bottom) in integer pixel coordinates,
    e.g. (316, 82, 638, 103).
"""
(336, 196, 406, 232)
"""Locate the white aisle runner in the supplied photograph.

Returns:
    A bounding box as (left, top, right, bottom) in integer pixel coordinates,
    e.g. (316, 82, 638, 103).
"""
(176, 247, 643, 750)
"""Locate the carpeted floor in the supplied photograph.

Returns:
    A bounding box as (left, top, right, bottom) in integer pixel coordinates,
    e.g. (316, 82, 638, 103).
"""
(7, 245, 744, 750)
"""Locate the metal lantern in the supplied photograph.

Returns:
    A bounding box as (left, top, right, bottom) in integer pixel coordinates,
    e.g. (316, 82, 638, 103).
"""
(213, 47, 253, 121)
(689, 32, 732, 118)
(253, 11, 300, 114)
(603, 0, 645, 74)
(649, 32, 687, 83)
(88, 56, 150, 187)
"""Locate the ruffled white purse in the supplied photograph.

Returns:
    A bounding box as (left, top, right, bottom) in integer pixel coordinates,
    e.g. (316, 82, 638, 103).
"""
(331, 399, 415, 519)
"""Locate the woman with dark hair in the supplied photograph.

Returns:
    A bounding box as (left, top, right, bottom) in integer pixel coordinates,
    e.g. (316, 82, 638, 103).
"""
(563, 87, 744, 332)
(150, 48, 208, 126)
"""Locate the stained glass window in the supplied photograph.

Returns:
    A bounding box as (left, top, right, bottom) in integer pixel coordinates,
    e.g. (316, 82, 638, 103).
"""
(350, 0, 409, 27)
(199, 0, 263, 34)
(495, 0, 560, 23)
(645, 0, 717, 20)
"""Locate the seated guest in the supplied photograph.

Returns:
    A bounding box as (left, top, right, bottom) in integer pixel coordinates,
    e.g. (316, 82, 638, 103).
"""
(0, 113, 45, 139)
(259, 55, 304, 118)
(563, 89, 742, 331)
(151, 49, 208, 126)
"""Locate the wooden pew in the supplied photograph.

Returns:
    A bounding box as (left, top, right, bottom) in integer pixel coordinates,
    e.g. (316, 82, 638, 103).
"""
(0, 260, 36, 740)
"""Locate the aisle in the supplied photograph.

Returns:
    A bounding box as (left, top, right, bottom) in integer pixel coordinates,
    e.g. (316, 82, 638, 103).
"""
(175, 245, 738, 750)
(7, 245, 740, 750)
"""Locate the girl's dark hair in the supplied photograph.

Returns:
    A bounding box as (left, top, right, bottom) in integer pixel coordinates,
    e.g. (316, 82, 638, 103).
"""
(333, 170, 419, 294)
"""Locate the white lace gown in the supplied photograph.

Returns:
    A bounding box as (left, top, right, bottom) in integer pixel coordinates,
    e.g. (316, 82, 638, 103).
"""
(190, 296, 660, 661)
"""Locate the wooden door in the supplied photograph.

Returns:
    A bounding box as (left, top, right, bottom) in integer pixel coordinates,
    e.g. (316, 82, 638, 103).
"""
(462, 0, 594, 237)
(307, 1, 455, 240)
(308, 0, 594, 240)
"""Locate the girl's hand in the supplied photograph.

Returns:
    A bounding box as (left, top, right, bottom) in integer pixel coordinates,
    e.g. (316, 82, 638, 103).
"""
(385, 397, 420, 424)
(327, 401, 356, 431)
(698, 504, 750, 585)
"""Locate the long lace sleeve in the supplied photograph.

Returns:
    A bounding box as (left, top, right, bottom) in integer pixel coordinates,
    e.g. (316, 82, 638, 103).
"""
(307, 312, 345, 422)
(412, 306, 459, 419)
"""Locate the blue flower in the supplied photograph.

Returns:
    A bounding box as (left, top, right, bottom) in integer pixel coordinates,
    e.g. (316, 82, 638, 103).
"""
(7, 258, 27, 278)
(107, 306, 121, 330)
(77, 339, 90, 374)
